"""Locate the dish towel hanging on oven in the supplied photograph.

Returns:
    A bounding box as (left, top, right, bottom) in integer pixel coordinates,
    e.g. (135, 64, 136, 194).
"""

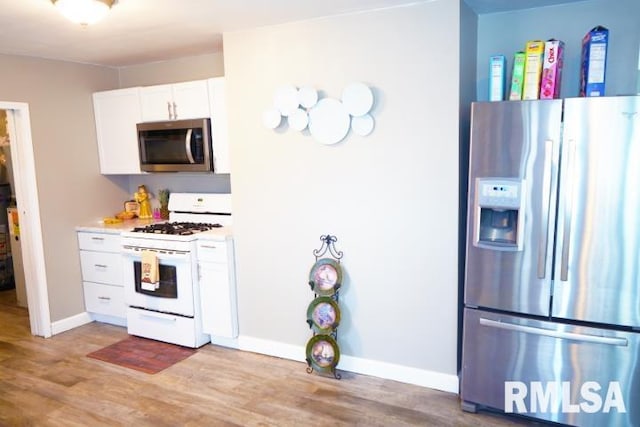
(140, 250, 159, 291)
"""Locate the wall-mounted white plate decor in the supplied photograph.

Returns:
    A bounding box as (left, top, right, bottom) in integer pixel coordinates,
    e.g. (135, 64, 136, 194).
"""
(341, 82, 373, 117)
(308, 98, 351, 145)
(263, 108, 283, 129)
(288, 108, 309, 131)
(274, 85, 300, 116)
(298, 86, 319, 109)
(351, 114, 375, 136)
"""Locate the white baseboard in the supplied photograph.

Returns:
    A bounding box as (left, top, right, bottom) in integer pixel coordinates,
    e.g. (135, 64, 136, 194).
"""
(50, 311, 93, 335)
(238, 336, 459, 394)
(209, 335, 240, 349)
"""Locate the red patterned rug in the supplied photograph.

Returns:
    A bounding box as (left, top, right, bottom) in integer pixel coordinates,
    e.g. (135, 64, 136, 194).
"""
(87, 335, 196, 374)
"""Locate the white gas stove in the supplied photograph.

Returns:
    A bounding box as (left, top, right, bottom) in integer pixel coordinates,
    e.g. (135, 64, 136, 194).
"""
(122, 193, 232, 348)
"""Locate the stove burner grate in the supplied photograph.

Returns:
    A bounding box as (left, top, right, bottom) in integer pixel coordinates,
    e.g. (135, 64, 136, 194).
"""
(132, 222, 223, 235)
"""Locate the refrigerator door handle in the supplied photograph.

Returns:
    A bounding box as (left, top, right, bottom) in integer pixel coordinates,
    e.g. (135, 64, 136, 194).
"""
(560, 139, 576, 281)
(537, 139, 554, 279)
(479, 318, 628, 347)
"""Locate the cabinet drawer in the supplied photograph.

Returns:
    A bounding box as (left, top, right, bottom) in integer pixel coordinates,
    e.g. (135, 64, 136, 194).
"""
(127, 307, 208, 348)
(77, 232, 121, 253)
(80, 251, 123, 285)
(196, 240, 228, 263)
(83, 281, 126, 318)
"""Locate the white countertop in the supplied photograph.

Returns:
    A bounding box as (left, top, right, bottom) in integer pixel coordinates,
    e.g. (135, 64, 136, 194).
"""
(75, 219, 165, 234)
(197, 226, 234, 241)
(76, 219, 233, 240)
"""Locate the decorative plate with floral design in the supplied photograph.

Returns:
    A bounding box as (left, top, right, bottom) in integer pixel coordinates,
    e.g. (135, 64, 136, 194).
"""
(308, 258, 342, 296)
(307, 296, 341, 334)
(306, 334, 340, 373)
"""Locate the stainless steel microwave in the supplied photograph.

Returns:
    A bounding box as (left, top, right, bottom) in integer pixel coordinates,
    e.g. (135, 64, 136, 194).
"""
(137, 118, 213, 172)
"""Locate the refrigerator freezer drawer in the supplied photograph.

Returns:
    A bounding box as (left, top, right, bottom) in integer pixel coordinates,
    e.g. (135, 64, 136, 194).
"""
(461, 308, 640, 427)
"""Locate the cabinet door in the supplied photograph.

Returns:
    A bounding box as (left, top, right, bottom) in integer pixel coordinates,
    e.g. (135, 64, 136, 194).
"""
(172, 80, 210, 120)
(208, 77, 231, 173)
(198, 262, 238, 338)
(139, 84, 174, 121)
(92, 87, 142, 174)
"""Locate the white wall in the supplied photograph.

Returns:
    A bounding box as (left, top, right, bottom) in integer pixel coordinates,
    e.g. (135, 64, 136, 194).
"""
(224, 0, 460, 390)
(0, 54, 128, 322)
(118, 52, 225, 87)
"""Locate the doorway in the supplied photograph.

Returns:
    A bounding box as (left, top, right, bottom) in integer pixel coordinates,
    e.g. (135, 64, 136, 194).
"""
(0, 102, 51, 337)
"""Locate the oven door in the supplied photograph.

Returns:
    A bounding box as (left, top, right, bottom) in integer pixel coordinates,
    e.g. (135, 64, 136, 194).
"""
(123, 247, 195, 317)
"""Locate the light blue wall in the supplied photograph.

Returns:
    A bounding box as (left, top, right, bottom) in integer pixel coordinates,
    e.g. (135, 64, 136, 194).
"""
(476, 0, 640, 101)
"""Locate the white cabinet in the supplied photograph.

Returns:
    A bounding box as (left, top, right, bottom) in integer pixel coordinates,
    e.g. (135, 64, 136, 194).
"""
(140, 80, 210, 122)
(92, 78, 230, 175)
(77, 231, 126, 326)
(197, 237, 238, 339)
(92, 87, 143, 175)
(208, 77, 231, 174)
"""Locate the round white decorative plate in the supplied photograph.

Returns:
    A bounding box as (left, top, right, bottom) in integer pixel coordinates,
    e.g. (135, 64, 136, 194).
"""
(298, 86, 319, 109)
(308, 98, 351, 145)
(262, 108, 282, 129)
(288, 108, 309, 131)
(342, 82, 374, 117)
(273, 85, 300, 116)
(351, 114, 375, 136)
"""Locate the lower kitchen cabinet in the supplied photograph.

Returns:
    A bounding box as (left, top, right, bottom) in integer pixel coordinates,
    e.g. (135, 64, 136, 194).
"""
(77, 230, 126, 326)
(197, 237, 238, 339)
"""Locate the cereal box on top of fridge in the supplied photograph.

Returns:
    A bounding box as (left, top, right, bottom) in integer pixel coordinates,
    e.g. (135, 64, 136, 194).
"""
(539, 39, 565, 99)
(580, 26, 609, 97)
(522, 40, 545, 100)
(489, 55, 507, 101)
(509, 52, 526, 101)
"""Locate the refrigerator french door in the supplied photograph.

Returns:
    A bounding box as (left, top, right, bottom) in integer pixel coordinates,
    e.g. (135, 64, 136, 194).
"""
(461, 97, 640, 427)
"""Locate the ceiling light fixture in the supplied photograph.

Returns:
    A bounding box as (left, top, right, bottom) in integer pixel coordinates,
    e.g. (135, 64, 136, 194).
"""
(52, 0, 115, 26)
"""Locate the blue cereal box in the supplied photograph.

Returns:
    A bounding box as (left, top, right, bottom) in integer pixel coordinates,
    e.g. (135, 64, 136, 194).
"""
(489, 55, 507, 101)
(580, 26, 609, 97)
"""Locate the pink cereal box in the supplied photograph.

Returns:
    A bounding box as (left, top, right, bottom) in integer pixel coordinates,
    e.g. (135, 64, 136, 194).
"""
(539, 39, 565, 99)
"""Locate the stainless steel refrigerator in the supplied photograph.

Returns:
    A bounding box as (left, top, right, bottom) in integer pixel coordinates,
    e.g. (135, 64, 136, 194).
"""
(461, 97, 640, 427)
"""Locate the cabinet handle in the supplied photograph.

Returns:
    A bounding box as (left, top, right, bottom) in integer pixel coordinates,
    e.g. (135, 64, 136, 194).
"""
(94, 264, 108, 269)
(97, 296, 111, 301)
(91, 237, 105, 241)
(200, 245, 217, 249)
(172, 101, 178, 119)
(167, 101, 173, 119)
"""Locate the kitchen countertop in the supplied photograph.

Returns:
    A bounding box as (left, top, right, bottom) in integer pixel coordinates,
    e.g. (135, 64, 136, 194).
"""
(197, 225, 234, 241)
(76, 219, 233, 240)
(75, 218, 165, 234)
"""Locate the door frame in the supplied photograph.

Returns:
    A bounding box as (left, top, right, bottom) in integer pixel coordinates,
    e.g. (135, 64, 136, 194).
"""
(1, 101, 51, 337)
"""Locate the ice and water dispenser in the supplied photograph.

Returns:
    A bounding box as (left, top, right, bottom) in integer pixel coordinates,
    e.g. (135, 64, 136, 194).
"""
(474, 178, 525, 251)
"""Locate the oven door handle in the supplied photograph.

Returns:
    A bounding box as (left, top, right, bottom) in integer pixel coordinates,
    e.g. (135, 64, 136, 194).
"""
(122, 246, 191, 260)
(139, 311, 178, 323)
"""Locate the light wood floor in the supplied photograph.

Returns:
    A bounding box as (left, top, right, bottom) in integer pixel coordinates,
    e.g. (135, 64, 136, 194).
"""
(0, 289, 538, 426)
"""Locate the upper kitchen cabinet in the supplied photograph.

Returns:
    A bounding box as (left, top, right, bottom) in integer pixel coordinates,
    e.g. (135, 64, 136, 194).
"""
(93, 87, 143, 174)
(140, 80, 210, 122)
(208, 77, 231, 174)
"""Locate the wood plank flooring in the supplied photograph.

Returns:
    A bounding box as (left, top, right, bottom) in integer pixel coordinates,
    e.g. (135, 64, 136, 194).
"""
(0, 289, 538, 426)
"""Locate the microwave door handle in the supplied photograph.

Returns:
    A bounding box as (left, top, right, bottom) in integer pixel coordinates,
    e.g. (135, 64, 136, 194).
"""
(185, 129, 196, 164)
